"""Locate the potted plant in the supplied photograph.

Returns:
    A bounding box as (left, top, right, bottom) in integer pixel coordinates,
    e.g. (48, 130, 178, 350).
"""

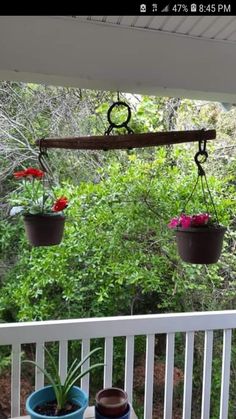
(10, 167, 69, 246)
(23, 346, 103, 419)
(168, 213, 226, 264)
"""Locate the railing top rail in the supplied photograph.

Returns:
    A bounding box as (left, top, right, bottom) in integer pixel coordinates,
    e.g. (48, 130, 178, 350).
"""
(0, 310, 236, 345)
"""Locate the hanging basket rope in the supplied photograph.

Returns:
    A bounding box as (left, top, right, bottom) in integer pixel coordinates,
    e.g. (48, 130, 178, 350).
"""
(172, 140, 226, 264)
(181, 139, 219, 223)
(38, 138, 53, 175)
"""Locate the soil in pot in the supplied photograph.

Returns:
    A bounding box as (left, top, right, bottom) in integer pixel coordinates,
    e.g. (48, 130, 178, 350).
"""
(35, 400, 80, 416)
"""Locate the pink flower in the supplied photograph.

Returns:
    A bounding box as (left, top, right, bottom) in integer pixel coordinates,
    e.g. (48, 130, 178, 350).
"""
(191, 213, 209, 226)
(168, 213, 211, 229)
(179, 214, 192, 228)
(168, 218, 179, 229)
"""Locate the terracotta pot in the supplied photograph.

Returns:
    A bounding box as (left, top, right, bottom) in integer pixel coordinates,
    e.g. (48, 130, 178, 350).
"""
(95, 388, 128, 418)
(175, 225, 226, 264)
(23, 214, 65, 247)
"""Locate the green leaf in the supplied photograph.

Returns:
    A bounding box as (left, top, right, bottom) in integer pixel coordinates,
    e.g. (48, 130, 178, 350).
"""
(21, 346, 103, 411)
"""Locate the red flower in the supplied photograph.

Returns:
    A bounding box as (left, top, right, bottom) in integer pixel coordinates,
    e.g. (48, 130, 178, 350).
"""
(25, 168, 45, 178)
(52, 197, 68, 212)
(13, 167, 45, 179)
(13, 170, 28, 179)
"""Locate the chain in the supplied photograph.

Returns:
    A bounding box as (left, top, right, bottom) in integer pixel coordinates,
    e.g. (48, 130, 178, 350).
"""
(38, 138, 54, 186)
(182, 140, 219, 224)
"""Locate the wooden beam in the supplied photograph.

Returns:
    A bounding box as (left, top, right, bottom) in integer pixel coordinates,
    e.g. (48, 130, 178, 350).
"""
(36, 130, 216, 150)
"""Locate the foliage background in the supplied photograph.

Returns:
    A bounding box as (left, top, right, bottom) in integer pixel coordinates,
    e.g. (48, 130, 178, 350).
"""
(0, 82, 235, 418)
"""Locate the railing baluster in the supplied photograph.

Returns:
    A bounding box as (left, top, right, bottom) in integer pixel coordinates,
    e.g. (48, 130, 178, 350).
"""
(104, 337, 113, 388)
(11, 343, 21, 417)
(144, 334, 155, 419)
(1, 311, 236, 419)
(125, 335, 134, 405)
(164, 333, 175, 419)
(59, 340, 68, 384)
(81, 339, 90, 394)
(35, 342, 45, 390)
(201, 330, 213, 419)
(220, 329, 232, 419)
(183, 331, 194, 419)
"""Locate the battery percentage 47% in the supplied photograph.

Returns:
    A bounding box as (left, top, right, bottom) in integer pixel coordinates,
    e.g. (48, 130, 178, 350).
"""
(172, 4, 189, 12)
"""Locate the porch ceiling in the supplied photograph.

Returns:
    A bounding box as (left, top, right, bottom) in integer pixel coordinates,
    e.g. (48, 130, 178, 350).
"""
(0, 15, 236, 102)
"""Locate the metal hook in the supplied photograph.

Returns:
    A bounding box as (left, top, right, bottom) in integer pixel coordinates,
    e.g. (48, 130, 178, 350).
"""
(194, 139, 208, 176)
(198, 139, 207, 154)
(194, 150, 208, 176)
(105, 101, 134, 135)
(38, 138, 51, 174)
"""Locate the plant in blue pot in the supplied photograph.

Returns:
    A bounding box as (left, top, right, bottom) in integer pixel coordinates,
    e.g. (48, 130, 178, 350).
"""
(24, 347, 103, 419)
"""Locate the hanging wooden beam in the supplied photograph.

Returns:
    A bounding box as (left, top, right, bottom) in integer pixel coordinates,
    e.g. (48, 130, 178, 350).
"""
(36, 130, 216, 151)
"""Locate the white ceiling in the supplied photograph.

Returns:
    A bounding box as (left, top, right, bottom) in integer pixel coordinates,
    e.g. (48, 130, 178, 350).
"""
(0, 15, 236, 103)
(82, 15, 236, 41)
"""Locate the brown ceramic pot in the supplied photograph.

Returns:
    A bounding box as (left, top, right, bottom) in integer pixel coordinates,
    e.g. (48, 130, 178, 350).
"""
(23, 214, 65, 247)
(175, 225, 226, 264)
(95, 388, 128, 418)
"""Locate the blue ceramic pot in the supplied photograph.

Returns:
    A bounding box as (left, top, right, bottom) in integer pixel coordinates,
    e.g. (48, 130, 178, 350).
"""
(26, 385, 88, 419)
(95, 403, 130, 419)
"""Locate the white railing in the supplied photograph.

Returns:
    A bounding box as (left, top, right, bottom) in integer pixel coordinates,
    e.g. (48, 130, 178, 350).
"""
(0, 310, 235, 419)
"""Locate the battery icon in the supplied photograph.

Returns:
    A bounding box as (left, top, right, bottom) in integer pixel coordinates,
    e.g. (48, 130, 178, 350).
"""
(140, 4, 147, 12)
(191, 4, 197, 12)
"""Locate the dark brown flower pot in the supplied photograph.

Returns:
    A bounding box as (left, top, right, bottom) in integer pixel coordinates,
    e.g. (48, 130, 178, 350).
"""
(23, 214, 65, 247)
(175, 225, 226, 264)
(95, 388, 128, 418)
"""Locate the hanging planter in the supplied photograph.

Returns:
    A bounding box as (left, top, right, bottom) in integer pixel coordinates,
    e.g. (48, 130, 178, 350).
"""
(169, 214, 226, 264)
(23, 214, 65, 247)
(10, 166, 69, 247)
(168, 141, 227, 264)
(175, 224, 226, 264)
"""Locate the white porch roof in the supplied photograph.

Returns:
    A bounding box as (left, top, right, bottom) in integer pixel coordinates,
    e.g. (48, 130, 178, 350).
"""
(0, 15, 236, 103)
